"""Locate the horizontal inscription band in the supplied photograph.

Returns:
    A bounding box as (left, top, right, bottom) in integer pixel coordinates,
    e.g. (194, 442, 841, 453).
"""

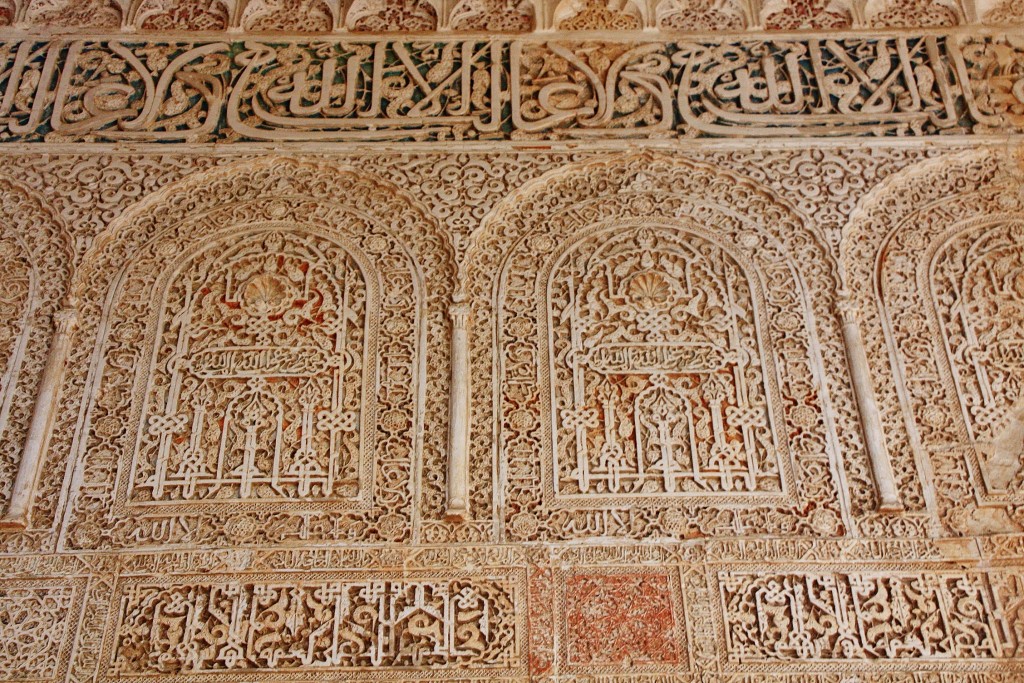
(0, 33, 1020, 144)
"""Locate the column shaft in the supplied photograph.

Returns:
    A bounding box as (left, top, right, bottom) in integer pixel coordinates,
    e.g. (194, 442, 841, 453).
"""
(840, 304, 903, 512)
(446, 302, 472, 519)
(1, 308, 78, 529)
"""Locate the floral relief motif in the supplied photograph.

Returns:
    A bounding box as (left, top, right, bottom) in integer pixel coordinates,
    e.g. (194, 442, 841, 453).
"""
(863, 0, 962, 26)
(0, 0, 14, 25)
(449, 0, 534, 30)
(760, 0, 852, 29)
(656, 0, 746, 30)
(348, 0, 438, 32)
(24, 0, 122, 27)
(554, 0, 643, 29)
(240, 0, 334, 32)
(980, 0, 1024, 22)
(136, 0, 229, 31)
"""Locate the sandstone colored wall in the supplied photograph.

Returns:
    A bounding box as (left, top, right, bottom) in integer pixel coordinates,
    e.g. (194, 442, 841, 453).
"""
(0, 8, 1022, 682)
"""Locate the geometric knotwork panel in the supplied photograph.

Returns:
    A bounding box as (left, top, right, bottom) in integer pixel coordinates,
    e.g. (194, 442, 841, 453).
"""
(132, 229, 373, 506)
(548, 225, 784, 501)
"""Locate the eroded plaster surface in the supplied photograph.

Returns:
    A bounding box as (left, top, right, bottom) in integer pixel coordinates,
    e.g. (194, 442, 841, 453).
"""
(0, 10, 1022, 682)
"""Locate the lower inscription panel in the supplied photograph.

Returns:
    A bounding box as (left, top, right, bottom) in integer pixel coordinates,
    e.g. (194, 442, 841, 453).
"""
(104, 571, 524, 680)
(718, 570, 1020, 670)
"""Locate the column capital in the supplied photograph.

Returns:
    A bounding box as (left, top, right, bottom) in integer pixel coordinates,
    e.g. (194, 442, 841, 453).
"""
(835, 294, 860, 326)
(449, 302, 472, 325)
(52, 307, 79, 335)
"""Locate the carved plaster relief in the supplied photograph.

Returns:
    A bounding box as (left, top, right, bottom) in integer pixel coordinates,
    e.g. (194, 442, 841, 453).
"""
(240, 0, 333, 31)
(0, 112, 1016, 681)
(450, 0, 535, 30)
(717, 570, 1018, 667)
(843, 149, 1024, 535)
(0, 178, 72, 538)
(0, 34, 1018, 146)
(465, 153, 851, 542)
(135, 0, 230, 29)
(0, 0, 1013, 31)
(657, 0, 748, 29)
(105, 571, 524, 677)
(0, 577, 86, 681)
(59, 159, 454, 550)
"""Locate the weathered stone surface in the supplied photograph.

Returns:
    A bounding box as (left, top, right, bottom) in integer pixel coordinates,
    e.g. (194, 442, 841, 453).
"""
(0, 12, 1023, 682)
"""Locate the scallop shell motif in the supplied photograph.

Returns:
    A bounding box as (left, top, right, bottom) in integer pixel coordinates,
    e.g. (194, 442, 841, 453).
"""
(626, 271, 675, 309)
(240, 273, 294, 317)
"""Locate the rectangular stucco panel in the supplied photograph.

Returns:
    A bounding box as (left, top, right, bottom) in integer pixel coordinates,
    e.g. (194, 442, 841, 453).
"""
(0, 7, 1021, 681)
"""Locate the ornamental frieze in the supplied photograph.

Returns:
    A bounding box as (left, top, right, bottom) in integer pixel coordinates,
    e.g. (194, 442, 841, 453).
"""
(0, 15, 1021, 672)
(0, 33, 1020, 144)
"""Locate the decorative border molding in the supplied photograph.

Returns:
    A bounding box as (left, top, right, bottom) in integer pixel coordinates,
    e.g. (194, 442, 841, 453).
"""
(0, 31, 1018, 147)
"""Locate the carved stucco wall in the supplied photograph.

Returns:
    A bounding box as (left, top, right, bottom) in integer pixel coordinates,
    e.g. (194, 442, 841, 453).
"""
(0, 14, 1022, 683)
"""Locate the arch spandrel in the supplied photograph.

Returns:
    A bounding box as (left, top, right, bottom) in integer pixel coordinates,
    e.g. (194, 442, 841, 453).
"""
(461, 152, 864, 543)
(55, 159, 455, 551)
(841, 148, 1024, 536)
(0, 177, 73, 544)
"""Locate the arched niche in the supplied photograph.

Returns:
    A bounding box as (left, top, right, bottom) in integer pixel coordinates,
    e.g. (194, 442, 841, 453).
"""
(841, 148, 1024, 535)
(56, 159, 454, 550)
(0, 177, 73, 536)
(460, 153, 858, 543)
